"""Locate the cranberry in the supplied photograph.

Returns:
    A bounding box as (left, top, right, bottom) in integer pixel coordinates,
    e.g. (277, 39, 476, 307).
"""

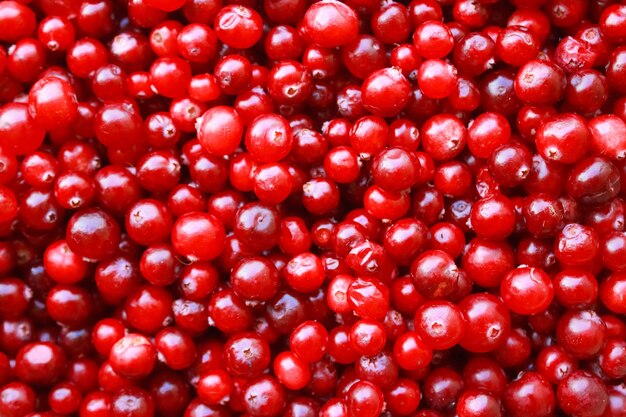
(197, 106, 243, 156)
(421, 114, 468, 160)
(503, 372, 555, 417)
(15, 342, 66, 385)
(458, 293, 511, 353)
(172, 212, 225, 262)
(109, 334, 156, 379)
(600, 272, 626, 314)
(2, 0, 626, 414)
(0, 382, 36, 417)
(215, 5, 263, 49)
(302, 0, 358, 47)
(66, 208, 121, 261)
(557, 371, 608, 417)
(361, 67, 411, 117)
(0, 103, 46, 156)
(556, 310, 606, 359)
(555, 223, 600, 266)
(515, 60, 566, 106)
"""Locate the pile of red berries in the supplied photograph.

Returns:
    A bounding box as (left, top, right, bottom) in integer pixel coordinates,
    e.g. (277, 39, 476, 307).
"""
(0, 0, 626, 416)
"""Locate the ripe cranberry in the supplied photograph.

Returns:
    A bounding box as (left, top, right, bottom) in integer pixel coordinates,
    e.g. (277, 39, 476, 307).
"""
(421, 114, 468, 160)
(15, 342, 66, 385)
(302, 0, 358, 47)
(111, 388, 154, 417)
(422, 366, 464, 410)
(197, 107, 243, 156)
(109, 334, 156, 379)
(214, 5, 263, 49)
(172, 212, 225, 262)
(555, 223, 600, 266)
(458, 293, 511, 353)
(567, 157, 621, 206)
(0, 103, 46, 156)
(503, 372, 555, 417)
(515, 60, 566, 106)
(28, 77, 78, 131)
(411, 250, 460, 300)
(155, 327, 196, 370)
(553, 268, 598, 309)
(501, 267, 554, 315)
(418, 59, 458, 99)
(0, 2, 36, 42)
(557, 371, 608, 417)
(557, 310, 606, 359)
(66, 208, 121, 261)
(600, 272, 626, 314)
(361, 67, 411, 117)
(0, 382, 36, 417)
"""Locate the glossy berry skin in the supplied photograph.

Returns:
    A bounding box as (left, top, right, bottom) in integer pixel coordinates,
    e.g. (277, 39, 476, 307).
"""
(147, 0, 186, 11)
(197, 106, 243, 156)
(253, 163, 293, 204)
(109, 334, 156, 379)
(214, 5, 263, 49)
(414, 300, 466, 350)
(273, 351, 311, 390)
(522, 194, 564, 238)
(467, 112, 511, 159)
(600, 272, 626, 313)
(0, 103, 46, 156)
(3, 0, 626, 415)
(384, 218, 429, 265)
(43, 240, 88, 284)
(458, 293, 511, 353)
(555, 223, 600, 266)
(418, 59, 458, 99)
(242, 375, 286, 417)
(231, 257, 279, 301)
(470, 195, 516, 240)
(421, 114, 468, 160)
(566, 157, 621, 206)
(371, 147, 420, 192)
(553, 268, 598, 309)
(347, 277, 390, 321)
(234, 202, 281, 252)
(172, 212, 225, 262)
(302, 0, 359, 48)
(290, 320, 328, 363)
(411, 250, 460, 300)
(556, 310, 606, 359)
(536, 113, 590, 164)
(28, 76, 78, 131)
(155, 327, 196, 370)
(413, 20, 454, 59)
(15, 342, 66, 385)
(245, 114, 294, 163)
(535, 346, 578, 385)
(346, 380, 384, 417)
(66, 208, 121, 261)
(0, 382, 36, 417)
(457, 390, 502, 417)
(361, 67, 411, 117)
(94, 101, 143, 149)
(515, 60, 566, 106)
(111, 388, 154, 417)
(125, 199, 173, 246)
(557, 371, 608, 417)
(588, 115, 626, 160)
(501, 267, 554, 315)
(503, 372, 555, 417)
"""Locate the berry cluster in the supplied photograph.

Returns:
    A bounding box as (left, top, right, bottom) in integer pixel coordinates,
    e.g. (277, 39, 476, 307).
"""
(0, 0, 625, 417)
